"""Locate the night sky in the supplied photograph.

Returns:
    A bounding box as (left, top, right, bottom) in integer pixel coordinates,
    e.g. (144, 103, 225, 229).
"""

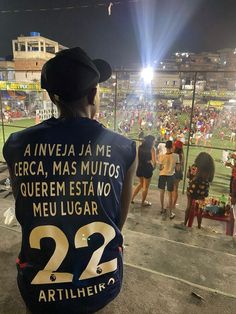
(1, 0, 236, 67)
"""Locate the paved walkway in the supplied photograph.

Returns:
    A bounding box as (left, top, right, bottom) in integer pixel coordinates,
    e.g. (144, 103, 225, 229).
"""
(0, 166, 236, 313)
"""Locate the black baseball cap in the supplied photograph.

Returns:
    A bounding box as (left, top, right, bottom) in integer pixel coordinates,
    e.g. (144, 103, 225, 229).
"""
(41, 47, 112, 101)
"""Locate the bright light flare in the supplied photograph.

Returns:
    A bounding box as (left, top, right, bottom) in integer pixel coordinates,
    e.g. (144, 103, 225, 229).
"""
(141, 67, 154, 83)
(131, 1, 202, 68)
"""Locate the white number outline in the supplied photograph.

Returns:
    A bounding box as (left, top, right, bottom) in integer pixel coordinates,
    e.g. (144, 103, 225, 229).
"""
(29, 222, 117, 285)
(30, 226, 72, 284)
(75, 222, 117, 280)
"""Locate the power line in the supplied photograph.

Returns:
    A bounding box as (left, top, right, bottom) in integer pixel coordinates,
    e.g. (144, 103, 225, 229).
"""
(0, 0, 141, 14)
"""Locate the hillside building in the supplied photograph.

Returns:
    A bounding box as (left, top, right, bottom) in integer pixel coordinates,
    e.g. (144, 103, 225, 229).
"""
(12, 32, 67, 82)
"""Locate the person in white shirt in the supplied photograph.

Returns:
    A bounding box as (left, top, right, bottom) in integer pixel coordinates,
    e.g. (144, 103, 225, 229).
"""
(158, 140, 180, 219)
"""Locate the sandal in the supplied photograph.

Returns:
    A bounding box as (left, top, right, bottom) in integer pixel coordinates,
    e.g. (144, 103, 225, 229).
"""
(142, 201, 152, 207)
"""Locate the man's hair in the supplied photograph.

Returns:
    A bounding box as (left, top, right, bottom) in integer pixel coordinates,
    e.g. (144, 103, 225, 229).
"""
(165, 140, 173, 149)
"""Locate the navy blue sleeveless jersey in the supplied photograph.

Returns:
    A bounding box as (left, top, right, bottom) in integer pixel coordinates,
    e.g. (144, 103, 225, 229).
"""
(3, 117, 136, 314)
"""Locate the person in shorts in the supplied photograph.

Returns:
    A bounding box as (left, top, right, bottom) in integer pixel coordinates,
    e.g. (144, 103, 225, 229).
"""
(131, 135, 156, 206)
(172, 140, 184, 209)
(158, 140, 180, 219)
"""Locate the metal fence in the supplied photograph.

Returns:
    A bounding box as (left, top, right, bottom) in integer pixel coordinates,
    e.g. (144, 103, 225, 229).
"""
(0, 70, 236, 196)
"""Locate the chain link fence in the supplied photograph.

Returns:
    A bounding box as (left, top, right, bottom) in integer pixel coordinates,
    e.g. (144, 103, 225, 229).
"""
(0, 70, 235, 196)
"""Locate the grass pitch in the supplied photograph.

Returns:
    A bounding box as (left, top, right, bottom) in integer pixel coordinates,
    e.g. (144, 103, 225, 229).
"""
(0, 116, 233, 197)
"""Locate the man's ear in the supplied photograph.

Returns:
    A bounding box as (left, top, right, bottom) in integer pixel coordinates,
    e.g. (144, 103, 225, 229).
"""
(87, 88, 97, 105)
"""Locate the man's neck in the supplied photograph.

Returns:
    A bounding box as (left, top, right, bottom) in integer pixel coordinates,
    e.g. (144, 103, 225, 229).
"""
(59, 105, 94, 119)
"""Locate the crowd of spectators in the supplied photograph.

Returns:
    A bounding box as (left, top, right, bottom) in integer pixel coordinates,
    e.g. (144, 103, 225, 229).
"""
(97, 101, 236, 148)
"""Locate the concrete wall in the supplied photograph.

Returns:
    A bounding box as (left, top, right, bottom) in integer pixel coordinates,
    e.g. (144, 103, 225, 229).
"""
(15, 71, 41, 82)
(13, 51, 55, 61)
(14, 59, 46, 71)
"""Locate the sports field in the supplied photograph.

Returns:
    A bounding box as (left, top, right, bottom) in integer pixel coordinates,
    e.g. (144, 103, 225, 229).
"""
(0, 118, 35, 158)
(0, 116, 233, 197)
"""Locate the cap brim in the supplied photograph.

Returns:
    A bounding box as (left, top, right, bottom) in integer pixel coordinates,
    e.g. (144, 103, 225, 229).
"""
(93, 59, 112, 83)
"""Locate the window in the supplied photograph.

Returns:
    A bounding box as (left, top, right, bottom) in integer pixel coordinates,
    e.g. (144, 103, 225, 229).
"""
(28, 42, 39, 51)
(46, 45, 56, 54)
(19, 42, 26, 51)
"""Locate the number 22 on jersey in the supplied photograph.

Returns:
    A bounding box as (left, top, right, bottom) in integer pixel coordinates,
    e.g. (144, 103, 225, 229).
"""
(29, 222, 118, 285)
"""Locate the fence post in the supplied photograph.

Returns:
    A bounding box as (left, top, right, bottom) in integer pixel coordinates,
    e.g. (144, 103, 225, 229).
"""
(0, 91, 6, 145)
(182, 71, 198, 194)
(114, 71, 118, 131)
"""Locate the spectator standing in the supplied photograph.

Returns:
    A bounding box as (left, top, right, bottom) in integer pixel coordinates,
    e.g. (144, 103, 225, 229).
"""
(230, 129, 236, 143)
(184, 152, 215, 226)
(158, 140, 180, 219)
(173, 141, 184, 209)
(131, 135, 156, 206)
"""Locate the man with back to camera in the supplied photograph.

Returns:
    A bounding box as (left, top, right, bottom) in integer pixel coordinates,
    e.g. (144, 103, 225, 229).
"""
(158, 140, 180, 219)
(3, 47, 136, 314)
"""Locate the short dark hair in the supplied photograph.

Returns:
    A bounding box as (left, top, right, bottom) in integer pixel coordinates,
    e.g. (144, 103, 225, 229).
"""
(165, 140, 173, 149)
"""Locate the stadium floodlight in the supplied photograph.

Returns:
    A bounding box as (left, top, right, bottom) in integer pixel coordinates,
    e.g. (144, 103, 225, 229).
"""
(141, 67, 154, 84)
